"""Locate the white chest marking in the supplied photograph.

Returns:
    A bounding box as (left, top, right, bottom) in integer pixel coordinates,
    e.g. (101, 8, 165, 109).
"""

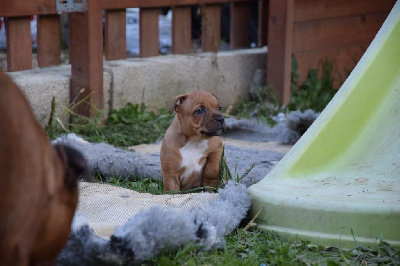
(179, 139, 209, 181)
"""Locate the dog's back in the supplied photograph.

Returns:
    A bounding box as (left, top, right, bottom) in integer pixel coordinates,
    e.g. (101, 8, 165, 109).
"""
(0, 71, 88, 265)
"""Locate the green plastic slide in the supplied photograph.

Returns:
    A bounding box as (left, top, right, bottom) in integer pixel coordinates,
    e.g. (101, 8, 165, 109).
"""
(248, 1, 400, 248)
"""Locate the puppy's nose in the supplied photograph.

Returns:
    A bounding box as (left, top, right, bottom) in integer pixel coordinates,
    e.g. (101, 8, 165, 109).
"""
(216, 115, 224, 124)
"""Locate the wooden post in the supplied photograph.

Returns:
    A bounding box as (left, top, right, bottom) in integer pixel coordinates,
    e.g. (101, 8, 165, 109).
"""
(266, 0, 293, 105)
(201, 4, 221, 52)
(5, 16, 32, 71)
(230, 2, 249, 49)
(69, 0, 103, 118)
(105, 9, 127, 60)
(172, 6, 191, 54)
(139, 8, 159, 57)
(37, 14, 61, 67)
(258, 0, 269, 46)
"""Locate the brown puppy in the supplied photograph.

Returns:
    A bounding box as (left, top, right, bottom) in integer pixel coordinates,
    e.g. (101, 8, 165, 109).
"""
(161, 90, 226, 192)
(0, 71, 89, 265)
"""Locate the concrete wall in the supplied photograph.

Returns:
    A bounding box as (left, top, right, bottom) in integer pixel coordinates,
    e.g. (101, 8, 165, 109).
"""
(7, 47, 266, 125)
(8, 65, 112, 126)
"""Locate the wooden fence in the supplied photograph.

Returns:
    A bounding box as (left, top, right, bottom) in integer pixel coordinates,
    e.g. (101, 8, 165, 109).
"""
(0, 0, 268, 117)
(268, 0, 395, 104)
(0, 0, 396, 116)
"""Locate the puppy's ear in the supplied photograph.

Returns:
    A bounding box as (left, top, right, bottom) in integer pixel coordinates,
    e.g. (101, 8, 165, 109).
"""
(168, 94, 187, 114)
(211, 93, 219, 101)
(54, 144, 92, 190)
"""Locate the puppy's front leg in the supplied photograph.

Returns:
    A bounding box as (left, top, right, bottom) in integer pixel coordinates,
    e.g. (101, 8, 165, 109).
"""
(202, 145, 223, 189)
(162, 172, 181, 193)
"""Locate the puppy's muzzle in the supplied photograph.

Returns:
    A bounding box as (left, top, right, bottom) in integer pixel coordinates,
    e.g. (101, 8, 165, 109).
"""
(202, 115, 226, 136)
(216, 115, 226, 132)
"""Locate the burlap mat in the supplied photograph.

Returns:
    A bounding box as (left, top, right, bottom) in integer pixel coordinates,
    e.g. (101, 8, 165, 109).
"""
(77, 182, 219, 238)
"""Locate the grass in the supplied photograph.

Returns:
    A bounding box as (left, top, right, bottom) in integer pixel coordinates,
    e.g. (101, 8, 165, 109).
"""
(46, 100, 173, 147)
(146, 230, 399, 265)
(95, 174, 165, 195)
(45, 91, 399, 265)
(287, 56, 338, 112)
(228, 84, 283, 126)
(229, 56, 340, 124)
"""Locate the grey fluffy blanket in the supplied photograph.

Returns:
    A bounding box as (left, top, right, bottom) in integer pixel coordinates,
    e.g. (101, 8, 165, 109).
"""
(53, 109, 317, 186)
(224, 109, 319, 145)
(53, 134, 285, 187)
(57, 181, 251, 265)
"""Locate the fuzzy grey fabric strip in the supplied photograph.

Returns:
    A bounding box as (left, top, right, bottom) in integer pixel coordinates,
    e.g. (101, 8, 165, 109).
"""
(53, 109, 317, 186)
(223, 117, 279, 142)
(56, 181, 251, 265)
(275, 110, 320, 144)
(53, 134, 284, 187)
(223, 110, 319, 145)
(53, 135, 162, 180)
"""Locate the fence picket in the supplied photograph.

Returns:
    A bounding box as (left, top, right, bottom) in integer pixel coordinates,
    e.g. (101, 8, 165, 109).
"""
(230, 2, 249, 48)
(201, 4, 221, 52)
(257, 0, 268, 46)
(266, 0, 293, 105)
(37, 14, 61, 67)
(5, 16, 32, 71)
(69, 1, 103, 118)
(139, 8, 159, 57)
(105, 9, 127, 60)
(172, 6, 191, 54)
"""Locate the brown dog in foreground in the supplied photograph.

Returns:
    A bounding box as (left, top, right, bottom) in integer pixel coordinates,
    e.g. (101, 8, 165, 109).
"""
(160, 91, 226, 192)
(0, 71, 89, 265)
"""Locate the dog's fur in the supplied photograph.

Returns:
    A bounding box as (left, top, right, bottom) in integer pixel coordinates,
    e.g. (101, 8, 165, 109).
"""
(0, 71, 89, 265)
(161, 91, 226, 192)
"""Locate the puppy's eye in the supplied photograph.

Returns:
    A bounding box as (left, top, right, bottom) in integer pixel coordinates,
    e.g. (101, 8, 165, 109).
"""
(195, 107, 205, 114)
(217, 106, 221, 111)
